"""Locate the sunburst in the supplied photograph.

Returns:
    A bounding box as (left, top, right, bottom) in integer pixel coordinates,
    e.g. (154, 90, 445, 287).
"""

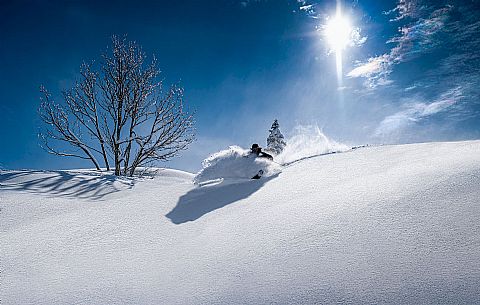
(323, 2, 353, 86)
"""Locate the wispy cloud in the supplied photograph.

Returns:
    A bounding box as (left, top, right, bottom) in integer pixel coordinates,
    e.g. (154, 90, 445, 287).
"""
(296, 0, 316, 15)
(347, 55, 391, 88)
(299, 4, 314, 12)
(383, 0, 423, 21)
(374, 87, 464, 137)
(348, 2, 452, 88)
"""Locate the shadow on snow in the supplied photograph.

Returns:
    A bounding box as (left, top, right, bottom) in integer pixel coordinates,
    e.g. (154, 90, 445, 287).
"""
(0, 170, 134, 200)
(166, 174, 278, 224)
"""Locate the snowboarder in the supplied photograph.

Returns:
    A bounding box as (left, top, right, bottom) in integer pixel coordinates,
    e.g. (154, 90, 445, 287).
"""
(250, 144, 273, 179)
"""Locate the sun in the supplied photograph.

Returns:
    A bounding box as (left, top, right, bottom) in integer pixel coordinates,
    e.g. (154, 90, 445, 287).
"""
(322, 4, 354, 87)
(324, 14, 352, 52)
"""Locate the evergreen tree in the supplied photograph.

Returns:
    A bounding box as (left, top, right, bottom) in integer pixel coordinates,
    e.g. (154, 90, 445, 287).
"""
(266, 119, 286, 155)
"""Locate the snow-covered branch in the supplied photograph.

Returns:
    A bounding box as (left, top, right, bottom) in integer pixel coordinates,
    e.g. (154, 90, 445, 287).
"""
(38, 36, 195, 176)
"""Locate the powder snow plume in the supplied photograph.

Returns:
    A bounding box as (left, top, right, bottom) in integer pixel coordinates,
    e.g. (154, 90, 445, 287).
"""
(194, 126, 347, 184)
(276, 125, 349, 165)
(194, 146, 282, 184)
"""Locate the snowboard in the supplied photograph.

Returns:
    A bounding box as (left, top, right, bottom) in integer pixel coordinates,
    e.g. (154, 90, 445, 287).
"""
(251, 169, 264, 179)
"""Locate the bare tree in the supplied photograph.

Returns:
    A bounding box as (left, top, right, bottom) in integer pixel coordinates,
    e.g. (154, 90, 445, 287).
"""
(39, 36, 195, 176)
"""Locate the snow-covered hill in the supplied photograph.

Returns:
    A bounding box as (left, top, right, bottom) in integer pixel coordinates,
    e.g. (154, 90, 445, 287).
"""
(1, 141, 480, 304)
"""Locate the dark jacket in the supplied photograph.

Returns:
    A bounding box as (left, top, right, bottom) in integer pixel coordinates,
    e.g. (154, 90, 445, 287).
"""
(251, 147, 273, 161)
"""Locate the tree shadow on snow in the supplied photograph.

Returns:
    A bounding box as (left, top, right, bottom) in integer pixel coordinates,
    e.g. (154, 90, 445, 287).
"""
(0, 170, 134, 200)
(166, 174, 278, 224)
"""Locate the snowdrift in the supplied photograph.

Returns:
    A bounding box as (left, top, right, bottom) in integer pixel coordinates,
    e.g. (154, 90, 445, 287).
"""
(2, 141, 480, 304)
(193, 145, 282, 184)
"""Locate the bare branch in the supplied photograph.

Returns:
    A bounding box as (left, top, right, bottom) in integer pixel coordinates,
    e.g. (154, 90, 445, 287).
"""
(38, 87, 101, 170)
(38, 36, 195, 176)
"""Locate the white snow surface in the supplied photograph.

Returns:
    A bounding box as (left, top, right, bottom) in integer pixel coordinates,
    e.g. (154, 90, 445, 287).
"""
(1, 141, 480, 304)
(193, 145, 282, 184)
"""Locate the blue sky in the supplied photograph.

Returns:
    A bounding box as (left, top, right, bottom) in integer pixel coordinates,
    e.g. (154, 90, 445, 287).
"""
(0, 0, 479, 172)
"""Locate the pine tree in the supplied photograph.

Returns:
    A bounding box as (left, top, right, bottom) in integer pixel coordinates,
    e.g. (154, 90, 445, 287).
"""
(266, 119, 286, 155)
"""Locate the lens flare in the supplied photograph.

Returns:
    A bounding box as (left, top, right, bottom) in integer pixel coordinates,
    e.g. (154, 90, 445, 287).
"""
(323, 2, 353, 87)
(324, 15, 352, 52)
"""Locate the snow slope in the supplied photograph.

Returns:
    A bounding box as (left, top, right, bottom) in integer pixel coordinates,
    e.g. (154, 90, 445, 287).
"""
(1, 141, 480, 304)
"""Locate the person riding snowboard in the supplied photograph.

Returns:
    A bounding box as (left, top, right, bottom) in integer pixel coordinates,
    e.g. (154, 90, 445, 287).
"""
(250, 144, 273, 160)
(250, 144, 273, 179)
